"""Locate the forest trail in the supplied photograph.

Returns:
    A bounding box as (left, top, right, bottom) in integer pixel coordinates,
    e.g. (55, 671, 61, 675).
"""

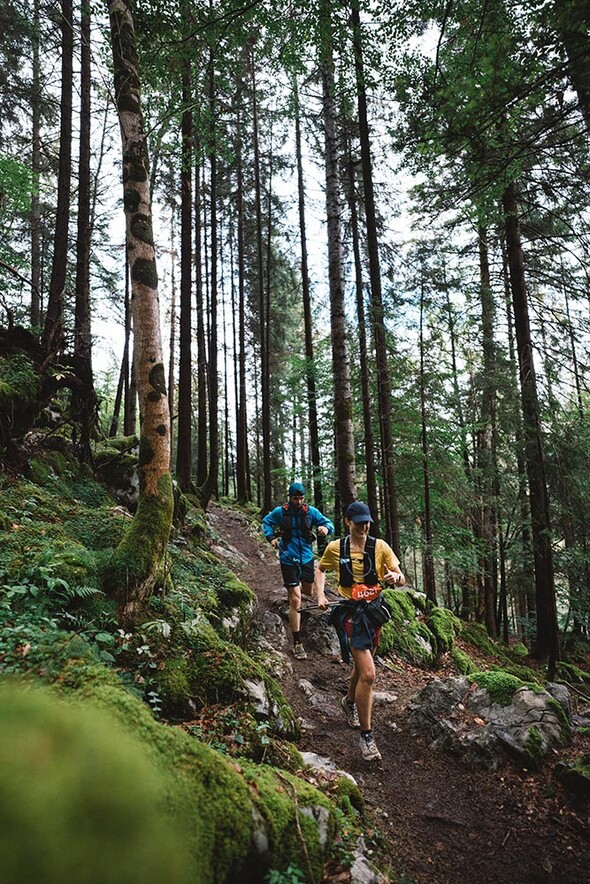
(207, 504, 589, 884)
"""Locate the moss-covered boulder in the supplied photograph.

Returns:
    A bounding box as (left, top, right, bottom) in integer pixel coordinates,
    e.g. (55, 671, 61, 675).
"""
(0, 682, 191, 884)
(379, 589, 436, 664)
(53, 660, 337, 881)
(153, 618, 299, 738)
(555, 752, 590, 798)
(407, 672, 571, 770)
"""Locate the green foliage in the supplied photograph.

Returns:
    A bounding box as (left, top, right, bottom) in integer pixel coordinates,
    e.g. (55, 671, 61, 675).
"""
(265, 866, 306, 884)
(0, 154, 32, 217)
(0, 352, 39, 403)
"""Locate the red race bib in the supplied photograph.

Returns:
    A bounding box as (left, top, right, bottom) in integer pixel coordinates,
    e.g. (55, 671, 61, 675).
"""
(351, 584, 381, 602)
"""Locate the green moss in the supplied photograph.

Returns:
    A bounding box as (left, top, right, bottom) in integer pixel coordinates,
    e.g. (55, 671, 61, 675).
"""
(93, 450, 138, 496)
(0, 682, 191, 884)
(523, 725, 544, 771)
(556, 661, 590, 686)
(56, 660, 335, 881)
(511, 642, 529, 658)
(426, 607, 461, 655)
(468, 670, 525, 706)
(103, 475, 174, 607)
(65, 509, 128, 551)
(451, 646, 478, 675)
(0, 353, 40, 404)
(132, 258, 158, 289)
(130, 213, 154, 246)
(379, 589, 435, 665)
(546, 697, 571, 738)
(99, 436, 139, 454)
(461, 621, 499, 656)
(331, 776, 364, 815)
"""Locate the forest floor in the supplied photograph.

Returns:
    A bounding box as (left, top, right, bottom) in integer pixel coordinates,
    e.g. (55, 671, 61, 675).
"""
(208, 504, 590, 884)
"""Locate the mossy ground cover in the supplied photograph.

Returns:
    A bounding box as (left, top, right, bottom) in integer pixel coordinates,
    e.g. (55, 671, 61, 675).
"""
(0, 470, 361, 881)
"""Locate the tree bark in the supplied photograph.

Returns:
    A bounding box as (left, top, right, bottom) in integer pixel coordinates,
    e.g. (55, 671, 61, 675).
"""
(176, 60, 193, 491)
(502, 181, 559, 670)
(200, 55, 219, 508)
(195, 150, 209, 488)
(477, 225, 497, 638)
(419, 270, 436, 604)
(351, 1, 399, 554)
(72, 0, 96, 464)
(345, 147, 379, 529)
(234, 85, 250, 504)
(320, 5, 357, 510)
(106, 0, 174, 629)
(30, 0, 42, 329)
(294, 77, 324, 513)
(251, 59, 272, 513)
(43, 0, 73, 354)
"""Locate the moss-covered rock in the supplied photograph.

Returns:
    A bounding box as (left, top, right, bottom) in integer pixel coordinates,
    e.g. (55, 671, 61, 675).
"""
(0, 681, 191, 884)
(379, 589, 436, 665)
(426, 606, 461, 656)
(52, 660, 338, 881)
(555, 752, 590, 798)
(94, 440, 139, 509)
(451, 645, 478, 675)
(468, 670, 526, 706)
(153, 619, 298, 738)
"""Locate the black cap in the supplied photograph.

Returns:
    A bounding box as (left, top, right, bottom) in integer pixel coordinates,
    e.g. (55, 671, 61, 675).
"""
(345, 501, 373, 523)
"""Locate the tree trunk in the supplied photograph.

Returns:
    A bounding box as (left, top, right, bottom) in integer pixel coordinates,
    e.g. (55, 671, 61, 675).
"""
(106, 0, 174, 629)
(234, 87, 250, 504)
(167, 227, 176, 466)
(320, 6, 357, 510)
(294, 77, 324, 513)
(176, 61, 193, 491)
(477, 225, 497, 638)
(345, 147, 379, 529)
(43, 0, 73, 354)
(200, 56, 219, 508)
(251, 60, 272, 513)
(502, 181, 559, 671)
(419, 271, 436, 604)
(351, 1, 399, 554)
(30, 0, 42, 329)
(72, 0, 96, 464)
(195, 151, 208, 488)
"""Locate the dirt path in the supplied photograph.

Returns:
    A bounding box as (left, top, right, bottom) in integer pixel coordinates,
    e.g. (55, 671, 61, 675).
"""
(208, 504, 590, 883)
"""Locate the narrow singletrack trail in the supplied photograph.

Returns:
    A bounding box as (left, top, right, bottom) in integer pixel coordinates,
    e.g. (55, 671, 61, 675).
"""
(208, 503, 590, 883)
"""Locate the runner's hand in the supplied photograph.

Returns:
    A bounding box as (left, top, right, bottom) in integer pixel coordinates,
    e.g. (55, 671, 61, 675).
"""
(384, 568, 404, 586)
(316, 592, 329, 610)
(271, 537, 280, 549)
(317, 525, 328, 537)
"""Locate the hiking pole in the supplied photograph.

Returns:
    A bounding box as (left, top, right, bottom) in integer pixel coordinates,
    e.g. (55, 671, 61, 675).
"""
(297, 601, 340, 612)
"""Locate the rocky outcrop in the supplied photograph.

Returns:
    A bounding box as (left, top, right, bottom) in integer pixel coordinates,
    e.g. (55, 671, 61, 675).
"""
(407, 674, 571, 770)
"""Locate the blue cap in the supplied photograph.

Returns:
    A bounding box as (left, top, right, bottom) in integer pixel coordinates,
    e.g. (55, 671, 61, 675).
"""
(288, 482, 305, 497)
(345, 501, 373, 523)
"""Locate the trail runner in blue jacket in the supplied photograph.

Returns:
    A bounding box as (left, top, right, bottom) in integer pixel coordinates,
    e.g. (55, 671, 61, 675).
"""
(262, 482, 334, 659)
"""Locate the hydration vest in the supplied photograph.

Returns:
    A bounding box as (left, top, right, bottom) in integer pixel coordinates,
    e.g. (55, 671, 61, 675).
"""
(281, 503, 312, 542)
(338, 535, 379, 587)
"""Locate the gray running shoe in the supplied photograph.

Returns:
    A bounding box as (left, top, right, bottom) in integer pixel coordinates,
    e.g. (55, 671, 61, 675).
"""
(341, 695, 360, 729)
(293, 642, 308, 660)
(359, 732, 382, 761)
